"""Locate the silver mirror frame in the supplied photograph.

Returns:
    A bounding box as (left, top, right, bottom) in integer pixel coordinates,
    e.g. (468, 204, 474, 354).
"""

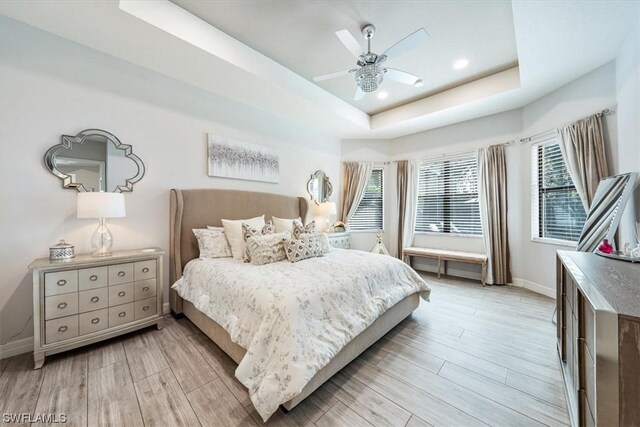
(44, 129, 145, 193)
(306, 170, 333, 205)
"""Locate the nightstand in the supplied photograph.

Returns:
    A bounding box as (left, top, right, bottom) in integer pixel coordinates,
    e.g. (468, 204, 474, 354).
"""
(29, 248, 164, 369)
(325, 231, 351, 249)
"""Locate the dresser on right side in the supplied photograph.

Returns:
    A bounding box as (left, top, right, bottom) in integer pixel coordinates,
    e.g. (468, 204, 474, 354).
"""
(556, 250, 640, 427)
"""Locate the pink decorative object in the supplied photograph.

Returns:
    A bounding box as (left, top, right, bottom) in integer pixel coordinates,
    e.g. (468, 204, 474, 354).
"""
(598, 239, 614, 254)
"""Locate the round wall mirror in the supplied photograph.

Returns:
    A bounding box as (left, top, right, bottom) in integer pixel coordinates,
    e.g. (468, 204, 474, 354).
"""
(45, 129, 145, 192)
(307, 170, 333, 204)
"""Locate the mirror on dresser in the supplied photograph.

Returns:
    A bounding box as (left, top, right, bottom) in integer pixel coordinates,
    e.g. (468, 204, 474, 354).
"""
(307, 170, 333, 204)
(45, 129, 145, 192)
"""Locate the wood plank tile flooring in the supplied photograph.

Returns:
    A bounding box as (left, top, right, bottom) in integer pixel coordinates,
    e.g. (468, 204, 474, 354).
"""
(0, 274, 568, 426)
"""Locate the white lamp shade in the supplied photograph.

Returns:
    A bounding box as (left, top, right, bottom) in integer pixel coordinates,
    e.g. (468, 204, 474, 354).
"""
(317, 202, 337, 216)
(77, 192, 126, 219)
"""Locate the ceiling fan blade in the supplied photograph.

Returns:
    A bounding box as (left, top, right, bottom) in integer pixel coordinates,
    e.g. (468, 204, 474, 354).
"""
(354, 87, 364, 101)
(313, 69, 352, 82)
(335, 29, 363, 57)
(381, 28, 429, 60)
(385, 68, 421, 86)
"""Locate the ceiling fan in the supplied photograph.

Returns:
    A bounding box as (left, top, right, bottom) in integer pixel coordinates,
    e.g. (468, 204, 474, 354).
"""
(313, 24, 430, 100)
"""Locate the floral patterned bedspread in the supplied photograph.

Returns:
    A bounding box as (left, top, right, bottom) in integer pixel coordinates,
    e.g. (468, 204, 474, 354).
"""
(172, 249, 430, 421)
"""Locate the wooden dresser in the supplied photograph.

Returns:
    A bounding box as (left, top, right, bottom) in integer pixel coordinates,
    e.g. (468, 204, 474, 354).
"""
(556, 251, 640, 426)
(29, 248, 164, 369)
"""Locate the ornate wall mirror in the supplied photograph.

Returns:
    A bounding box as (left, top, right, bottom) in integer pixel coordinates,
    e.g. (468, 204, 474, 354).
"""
(307, 170, 333, 204)
(45, 129, 145, 192)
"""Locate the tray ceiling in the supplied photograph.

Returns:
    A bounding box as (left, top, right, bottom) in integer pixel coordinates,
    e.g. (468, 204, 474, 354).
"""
(170, 0, 519, 114)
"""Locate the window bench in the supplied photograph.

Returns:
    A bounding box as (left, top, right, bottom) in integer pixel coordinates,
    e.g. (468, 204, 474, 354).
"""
(402, 247, 488, 285)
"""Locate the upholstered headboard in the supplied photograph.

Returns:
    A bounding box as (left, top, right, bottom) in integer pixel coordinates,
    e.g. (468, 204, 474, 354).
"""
(169, 188, 309, 284)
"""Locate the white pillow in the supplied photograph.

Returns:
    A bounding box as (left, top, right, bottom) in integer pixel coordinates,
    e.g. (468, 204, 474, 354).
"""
(193, 228, 232, 258)
(221, 215, 265, 260)
(272, 216, 301, 237)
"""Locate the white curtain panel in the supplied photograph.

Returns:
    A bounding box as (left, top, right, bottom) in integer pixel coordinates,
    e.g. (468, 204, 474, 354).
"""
(341, 162, 373, 225)
(402, 160, 419, 253)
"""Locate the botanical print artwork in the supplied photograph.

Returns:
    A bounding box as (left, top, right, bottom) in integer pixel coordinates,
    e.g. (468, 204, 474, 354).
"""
(208, 134, 279, 183)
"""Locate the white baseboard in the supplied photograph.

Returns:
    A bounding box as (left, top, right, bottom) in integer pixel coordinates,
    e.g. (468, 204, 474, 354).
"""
(511, 278, 556, 299)
(412, 264, 482, 282)
(0, 336, 33, 360)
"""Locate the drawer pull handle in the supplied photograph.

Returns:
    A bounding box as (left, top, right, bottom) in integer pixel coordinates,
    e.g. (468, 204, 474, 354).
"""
(57, 279, 67, 286)
(58, 325, 68, 333)
(91, 318, 100, 324)
(142, 286, 150, 292)
(118, 311, 126, 318)
(142, 305, 150, 311)
(117, 271, 126, 277)
(117, 291, 126, 297)
(90, 296, 100, 303)
(142, 267, 150, 273)
(57, 302, 67, 309)
(89, 275, 98, 281)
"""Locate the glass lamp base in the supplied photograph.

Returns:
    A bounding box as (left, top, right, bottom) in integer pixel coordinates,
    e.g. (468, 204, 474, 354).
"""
(90, 218, 113, 257)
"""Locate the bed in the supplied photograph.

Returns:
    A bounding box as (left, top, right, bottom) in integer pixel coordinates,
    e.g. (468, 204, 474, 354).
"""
(169, 188, 430, 421)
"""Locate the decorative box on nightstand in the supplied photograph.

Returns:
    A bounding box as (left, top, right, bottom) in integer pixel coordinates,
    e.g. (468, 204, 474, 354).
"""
(29, 248, 164, 369)
(325, 231, 351, 249)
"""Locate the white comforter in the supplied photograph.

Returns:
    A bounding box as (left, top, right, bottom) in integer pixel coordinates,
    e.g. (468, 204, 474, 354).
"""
(172, 249, 430, 421)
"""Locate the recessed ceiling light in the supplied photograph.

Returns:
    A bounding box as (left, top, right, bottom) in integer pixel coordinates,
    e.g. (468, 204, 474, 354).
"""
(414, 79, 424, 88)
(377, 91, 388, 99)
(453, 59, 469, 69)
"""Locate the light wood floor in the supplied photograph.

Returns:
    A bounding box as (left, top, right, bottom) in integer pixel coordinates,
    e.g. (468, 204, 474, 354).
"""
(0, 273, 569, 426)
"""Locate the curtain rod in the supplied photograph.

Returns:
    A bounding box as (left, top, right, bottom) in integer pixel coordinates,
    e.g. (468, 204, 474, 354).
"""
(519, 108, 612, 143)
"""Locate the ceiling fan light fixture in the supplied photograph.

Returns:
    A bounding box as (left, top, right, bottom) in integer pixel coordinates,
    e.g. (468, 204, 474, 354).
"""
(355, 64, 384, 92)
(377, 91, 388, 99)
(453, 58, 469, 69)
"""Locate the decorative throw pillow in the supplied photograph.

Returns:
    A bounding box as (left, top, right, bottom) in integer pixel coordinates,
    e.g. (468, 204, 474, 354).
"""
(292, 220, 317, 239)
(242, 220, 275, 262)
(221, 215, 265, 260)
(272, 216, 302, 237)
(284, 233, 330, 263)
(193, 228, 232, 259)
(246, 233, 289, 266)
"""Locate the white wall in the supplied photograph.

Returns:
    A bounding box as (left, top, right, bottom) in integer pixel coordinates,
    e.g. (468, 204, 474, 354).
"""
(615, 15, 640, 245)
(0, 18, 341, 347)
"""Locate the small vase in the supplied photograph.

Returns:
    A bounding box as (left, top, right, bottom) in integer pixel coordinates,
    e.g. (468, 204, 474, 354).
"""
(598, 239, 614, 254)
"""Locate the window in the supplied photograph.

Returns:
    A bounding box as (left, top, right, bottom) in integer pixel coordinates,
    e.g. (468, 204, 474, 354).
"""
(532, 141, 586, 243)
(415, 152, 481, 235)
(349, 168, 384, 231)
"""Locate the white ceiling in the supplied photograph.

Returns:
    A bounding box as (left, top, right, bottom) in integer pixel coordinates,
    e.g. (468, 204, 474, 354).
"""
(170, 0, 519, 114)
(1, 1, 638, 140)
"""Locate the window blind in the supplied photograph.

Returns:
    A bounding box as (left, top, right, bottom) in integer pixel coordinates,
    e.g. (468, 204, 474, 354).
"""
(415, 152, 482, 235)
(535, 142, 586, 242)
(349, 168, 384, 231)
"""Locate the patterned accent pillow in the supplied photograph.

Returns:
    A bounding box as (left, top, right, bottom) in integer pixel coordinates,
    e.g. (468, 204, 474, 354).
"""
(245, 233, 289, 266)
(292, 220, 317, 239)
(193, 228, 232, 259)
(284, 233, 330, 263)
(242, 220, 275, 262)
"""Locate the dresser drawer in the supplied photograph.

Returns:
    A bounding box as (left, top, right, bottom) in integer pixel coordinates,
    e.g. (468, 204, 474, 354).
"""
(78, 287, 108, 313)
(134, 260, 156, 281)
(134, 297, 157, 320)
(134, 279, 157, 300)
(44, 293, 79, 320)
(79, 266, 108, 291)
(108, 283, 134, 306)
(44, 270, 78, 296)
(108, 263, 134, 285)
(582, 340, 595, 414)
(45, 315, 78, 344)
(109, 303, 134, 328)
(79, 308, 108, 335)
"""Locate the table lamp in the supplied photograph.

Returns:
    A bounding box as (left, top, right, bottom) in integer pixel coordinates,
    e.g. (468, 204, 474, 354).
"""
(77, 192, 126, 257)
(317, 201, 337, 232)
